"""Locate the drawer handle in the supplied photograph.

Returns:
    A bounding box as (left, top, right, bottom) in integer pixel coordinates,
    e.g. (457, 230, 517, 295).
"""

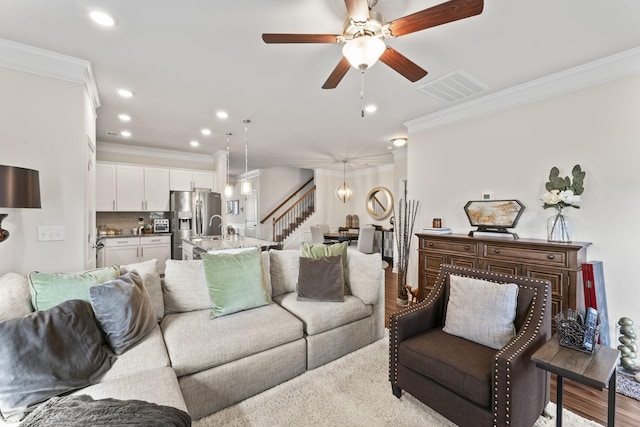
(428, 242, 434, 247)
(464, 245, 470, 250)
(493, 249, 500, 254)
(547, 254, 555, 260)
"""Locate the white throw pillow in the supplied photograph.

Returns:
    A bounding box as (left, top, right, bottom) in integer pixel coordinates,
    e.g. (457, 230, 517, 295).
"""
(443, 275, 519, 350)
(0, 273, 33, 321)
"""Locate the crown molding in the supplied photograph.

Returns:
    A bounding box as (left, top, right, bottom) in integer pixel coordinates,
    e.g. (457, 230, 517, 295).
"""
(406, 46, 640, 133)
(0, 38, 101, 109)
(97, 141, 214, 164)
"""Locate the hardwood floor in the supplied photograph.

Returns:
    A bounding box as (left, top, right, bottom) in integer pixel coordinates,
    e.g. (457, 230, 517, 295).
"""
(383, 266, 639, 426)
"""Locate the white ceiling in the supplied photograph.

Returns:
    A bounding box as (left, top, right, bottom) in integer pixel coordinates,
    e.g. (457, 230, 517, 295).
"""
(2, 0, 640, 174)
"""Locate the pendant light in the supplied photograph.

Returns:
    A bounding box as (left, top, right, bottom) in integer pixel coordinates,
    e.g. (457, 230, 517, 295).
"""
(224, 132, 233, 197)
(240, 119, 252, 195)
(335, 160, 353, 203)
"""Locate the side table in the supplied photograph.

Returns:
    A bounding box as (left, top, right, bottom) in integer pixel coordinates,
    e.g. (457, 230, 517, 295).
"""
(531, 334, 620, 426)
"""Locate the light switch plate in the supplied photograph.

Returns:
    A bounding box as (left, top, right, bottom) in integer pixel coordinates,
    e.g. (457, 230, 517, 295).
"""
(37, 226, 66, 241)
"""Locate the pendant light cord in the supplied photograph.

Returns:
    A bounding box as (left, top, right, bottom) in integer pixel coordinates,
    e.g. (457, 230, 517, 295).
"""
(360, 69, 365, 118)
(225, 133, 231, 187)
(243, 119, 250, 175)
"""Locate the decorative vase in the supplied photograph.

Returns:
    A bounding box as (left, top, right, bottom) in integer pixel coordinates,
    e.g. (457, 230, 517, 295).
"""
(547, 207, 571, 243)
(396, 267, 409, 306)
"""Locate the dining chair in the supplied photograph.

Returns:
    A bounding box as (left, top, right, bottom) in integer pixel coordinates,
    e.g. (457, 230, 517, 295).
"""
(356, 226, 376, 254)
(310, 224, 331, 244)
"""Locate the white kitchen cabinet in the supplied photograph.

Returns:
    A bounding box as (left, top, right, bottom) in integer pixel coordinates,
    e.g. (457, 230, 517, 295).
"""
(192, 171, 214, 190)
(96, 163, 117, 211)
(103, 235, 170, 274)
(170, 169, 214, 191)
(116, 165, 145, 211)
(182, 239, 195, 260)
(102, 163, 169, 212)
(140, 235, 171, 274)
(143, 167, 170, 211)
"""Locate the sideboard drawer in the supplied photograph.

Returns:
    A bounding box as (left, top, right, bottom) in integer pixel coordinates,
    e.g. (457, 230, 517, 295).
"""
(483, 243, 567, 266)
(421, 239, 478, 256)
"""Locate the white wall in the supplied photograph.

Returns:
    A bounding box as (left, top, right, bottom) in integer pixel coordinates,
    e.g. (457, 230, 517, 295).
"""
(407, 73, 640, 339)
(312, 165, 395, 230)
(0, 67, 93, 275)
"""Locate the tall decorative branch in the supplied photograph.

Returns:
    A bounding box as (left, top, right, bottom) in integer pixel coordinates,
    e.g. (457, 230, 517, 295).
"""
(394, 198, 419, 305)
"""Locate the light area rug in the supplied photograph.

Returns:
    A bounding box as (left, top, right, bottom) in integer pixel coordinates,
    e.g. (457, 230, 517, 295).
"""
(193, 335, 601, 427)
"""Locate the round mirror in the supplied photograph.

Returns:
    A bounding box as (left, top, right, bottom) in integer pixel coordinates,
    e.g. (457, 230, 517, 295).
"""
(366, 187, 394, 220)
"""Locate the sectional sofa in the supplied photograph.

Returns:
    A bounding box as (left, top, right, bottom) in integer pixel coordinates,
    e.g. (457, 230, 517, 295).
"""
(0, 247, 384, 424)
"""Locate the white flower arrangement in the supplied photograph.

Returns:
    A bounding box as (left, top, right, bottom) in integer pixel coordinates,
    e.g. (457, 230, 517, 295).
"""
(541, 165, 585, 210)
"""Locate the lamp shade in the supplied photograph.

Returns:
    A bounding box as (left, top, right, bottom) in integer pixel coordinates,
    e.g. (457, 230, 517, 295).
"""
(241, 179, 252, 195)
(0, 165, 41, 208)
(335, 183, 354, 203)
(342, 36, 386, 70)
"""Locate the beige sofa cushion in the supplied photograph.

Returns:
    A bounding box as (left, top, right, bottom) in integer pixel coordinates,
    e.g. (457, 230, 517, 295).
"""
(99, 325, 170, 383)
(73, 367, 187, 414)
(347, 250, 382, 305)
(162, 260, 210, 314)
(161, 305, 303, 377)
(269, 249, 299, 297)
(0, 273, 32, 321)
(273, 292, 372, 336)
(120, 259, 164, 322)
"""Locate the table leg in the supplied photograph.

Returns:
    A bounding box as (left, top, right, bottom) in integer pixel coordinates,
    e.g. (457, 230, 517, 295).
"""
(556, 375, 563, 427)
(608, 370, 616, 426)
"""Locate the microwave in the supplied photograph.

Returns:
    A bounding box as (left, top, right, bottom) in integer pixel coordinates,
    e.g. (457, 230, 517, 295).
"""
(153, 219, 170, 233)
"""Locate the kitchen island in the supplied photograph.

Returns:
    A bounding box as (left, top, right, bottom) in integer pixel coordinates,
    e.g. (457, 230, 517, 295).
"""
(182, 235, 281, 260)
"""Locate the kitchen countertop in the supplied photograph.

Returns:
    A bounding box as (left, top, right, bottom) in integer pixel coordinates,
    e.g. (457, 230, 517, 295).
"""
(183, 235, 280, 252)
(98, 232, 171, 239)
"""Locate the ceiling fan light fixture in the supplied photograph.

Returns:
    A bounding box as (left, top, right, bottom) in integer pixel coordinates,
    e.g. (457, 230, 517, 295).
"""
(391, 137, 408, 147)
(342, 36, 385, 70)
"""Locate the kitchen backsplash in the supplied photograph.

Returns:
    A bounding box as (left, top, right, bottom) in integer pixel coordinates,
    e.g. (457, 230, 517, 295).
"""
(97, 211, 169, 234)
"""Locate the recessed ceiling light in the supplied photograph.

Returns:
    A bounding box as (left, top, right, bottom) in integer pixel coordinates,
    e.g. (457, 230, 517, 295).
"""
(117, 88, 134, 98)
(201, 128, 212, 136)
(190, 140, 199, 147)
(216, 111, 229, 119)
(391, 137, 408, 147)
(89, 11, 116, 27)
(365, 104, 377, 113)
(120, 131, 131, 138)
(118, 114, 131, 122)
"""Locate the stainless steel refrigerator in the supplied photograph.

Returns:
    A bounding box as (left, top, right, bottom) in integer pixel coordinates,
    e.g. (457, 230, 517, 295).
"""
(170, 190, 222, 259)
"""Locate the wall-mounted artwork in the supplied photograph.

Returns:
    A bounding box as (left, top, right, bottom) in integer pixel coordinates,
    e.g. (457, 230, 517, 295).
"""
(227, 199, 239, 215)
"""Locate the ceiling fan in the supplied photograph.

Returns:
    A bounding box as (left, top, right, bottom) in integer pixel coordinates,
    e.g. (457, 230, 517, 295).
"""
(262, 0, 484, 89)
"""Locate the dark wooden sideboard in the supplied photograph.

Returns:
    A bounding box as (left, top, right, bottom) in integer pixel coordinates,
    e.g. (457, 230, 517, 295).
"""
(416, 233, 591, 319)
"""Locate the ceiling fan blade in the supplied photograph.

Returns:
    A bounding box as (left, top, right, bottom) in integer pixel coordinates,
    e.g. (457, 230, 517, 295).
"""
(387, 0, 484, 37)
(262, 34, 341, 44)
(322, 57, 351, 89)
(379, 47, 428, 82)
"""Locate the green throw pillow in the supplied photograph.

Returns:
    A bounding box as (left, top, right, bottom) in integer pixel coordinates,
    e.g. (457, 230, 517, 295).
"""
(201, 249, 271, 318)
(28, 265, 121, 311)
(300, 242, 350, 294)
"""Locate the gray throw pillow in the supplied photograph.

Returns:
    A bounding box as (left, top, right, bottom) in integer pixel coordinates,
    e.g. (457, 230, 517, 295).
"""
(296, 255, 345, 302)
(0, 300, 115, 422)
(89, 271, 157, 355)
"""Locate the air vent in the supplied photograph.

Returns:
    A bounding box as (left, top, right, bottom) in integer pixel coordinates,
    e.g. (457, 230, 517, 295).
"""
(417, 70, 488, 104)
(106, 131, 119, 136)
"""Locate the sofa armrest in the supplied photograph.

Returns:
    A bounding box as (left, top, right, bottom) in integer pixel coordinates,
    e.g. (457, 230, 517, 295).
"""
(389, 270, 448, 386)
(492, 281, 552, 426)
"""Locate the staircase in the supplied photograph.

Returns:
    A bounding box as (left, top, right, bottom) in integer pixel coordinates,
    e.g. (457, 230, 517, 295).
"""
(260, 178, 315, 243)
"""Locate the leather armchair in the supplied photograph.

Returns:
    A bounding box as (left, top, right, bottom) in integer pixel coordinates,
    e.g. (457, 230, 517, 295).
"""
(389, 264, 552, 427)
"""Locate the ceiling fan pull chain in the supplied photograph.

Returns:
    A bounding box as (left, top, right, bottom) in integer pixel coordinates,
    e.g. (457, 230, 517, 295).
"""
(360, 69, 365, 118)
